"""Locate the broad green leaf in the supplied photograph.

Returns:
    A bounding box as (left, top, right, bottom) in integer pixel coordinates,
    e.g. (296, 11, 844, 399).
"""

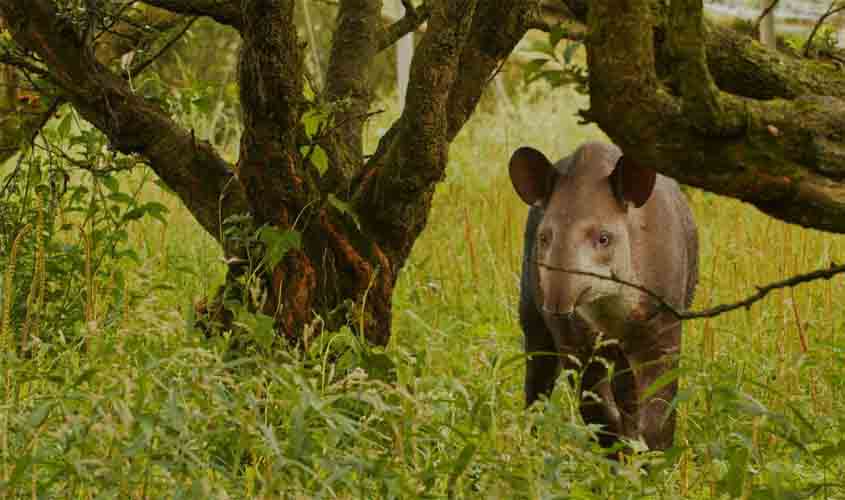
(100, 175, 120, 193)
(311, 145, 329, 176)
(57, 111, 73, 138)
(258, 226, 302, 270)
(141, 201, 170, 224)
(328, 194, 360, 231)
(302, 109, 327, 139)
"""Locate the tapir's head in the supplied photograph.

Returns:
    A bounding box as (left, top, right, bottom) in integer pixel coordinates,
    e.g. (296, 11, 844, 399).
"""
(510, 143, 658, 334)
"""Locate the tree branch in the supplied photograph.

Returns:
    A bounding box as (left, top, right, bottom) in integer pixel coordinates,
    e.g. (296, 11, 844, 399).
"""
(0, 0, 250, 246)
(446, 0, 538, 141)
(583, 0, 845, 233)
(354, 0, 480, 262)
(323, 0, 381, 188)
(536, 261, 845, 321)
(129, 16, 198, 76)
(703, 22, 845, 101)
(379, 2, 430, 51)
(803, 1, 845, 56)
(666, 0, 744, 136)
(139, 0, 242, 30)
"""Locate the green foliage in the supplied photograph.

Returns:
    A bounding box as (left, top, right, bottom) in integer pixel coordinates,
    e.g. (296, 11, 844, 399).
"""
(2, 49, 845, 499)
(0, 109, 169, 349)
(520, 27, 588, 94)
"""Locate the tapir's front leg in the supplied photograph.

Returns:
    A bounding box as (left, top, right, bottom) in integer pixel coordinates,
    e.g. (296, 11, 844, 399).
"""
(523, 312, 560, 406)
(627, 322, 682, 451)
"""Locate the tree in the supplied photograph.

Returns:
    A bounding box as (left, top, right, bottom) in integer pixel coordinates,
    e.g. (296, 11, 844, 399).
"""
(0, 0, 534, 345)
(2, 0, 845, 348)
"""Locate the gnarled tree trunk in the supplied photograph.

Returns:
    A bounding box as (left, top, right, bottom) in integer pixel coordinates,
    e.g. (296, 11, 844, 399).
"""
(0, 0, 538, 345)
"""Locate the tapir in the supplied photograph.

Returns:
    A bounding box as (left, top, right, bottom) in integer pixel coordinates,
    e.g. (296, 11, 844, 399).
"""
(510, 141, 698, 451)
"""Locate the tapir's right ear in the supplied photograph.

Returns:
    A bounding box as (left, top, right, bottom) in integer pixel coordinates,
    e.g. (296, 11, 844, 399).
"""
(608, 155, 657, 208)
(509, 147, 556, 205)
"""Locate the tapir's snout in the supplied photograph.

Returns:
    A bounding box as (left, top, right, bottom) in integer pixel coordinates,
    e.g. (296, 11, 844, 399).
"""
(572, 292, 657, 338)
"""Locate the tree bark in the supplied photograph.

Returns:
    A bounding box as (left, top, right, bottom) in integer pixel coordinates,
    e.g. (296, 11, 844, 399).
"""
(562, 0, 845, 234)
(0, 0, 530, 347)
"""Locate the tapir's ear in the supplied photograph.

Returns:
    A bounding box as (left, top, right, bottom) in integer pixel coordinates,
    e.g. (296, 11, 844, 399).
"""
(608, 155, 657, 208)
(509, 147, 556, 205)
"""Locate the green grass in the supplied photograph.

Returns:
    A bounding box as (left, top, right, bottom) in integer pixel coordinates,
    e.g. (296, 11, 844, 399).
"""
(2, 84, 845, 498)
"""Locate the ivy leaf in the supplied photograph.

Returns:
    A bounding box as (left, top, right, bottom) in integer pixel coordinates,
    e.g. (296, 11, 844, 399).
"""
(140, 201, 170, 224)
(302, 109, 328, 140)
(100, 175, 120, 193)
(258, 226, 302, 270)
(57, 111, 73, 138)
(311, 145, 329, 176)
(328, 194, 360, 231)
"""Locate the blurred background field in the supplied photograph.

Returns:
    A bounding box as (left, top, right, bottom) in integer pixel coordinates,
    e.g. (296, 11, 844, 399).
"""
(1, 8, 844, 498)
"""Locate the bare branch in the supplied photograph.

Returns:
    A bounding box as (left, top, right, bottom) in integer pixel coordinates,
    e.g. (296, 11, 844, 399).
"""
(139, 0, 242, 30)
(528, 1, 585, 36)
(803, 1, 845, 56)
(129, 16, 198, 76)
(536, 261, 845, 321)
(379, 3, 430, 51)
(536, 261, 685, 318)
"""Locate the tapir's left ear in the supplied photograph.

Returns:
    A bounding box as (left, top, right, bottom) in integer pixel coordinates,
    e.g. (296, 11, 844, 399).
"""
(608, 155, 657, 208)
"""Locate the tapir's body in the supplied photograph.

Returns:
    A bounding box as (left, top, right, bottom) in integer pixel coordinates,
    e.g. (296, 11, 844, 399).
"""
(512, 141, 698, 451)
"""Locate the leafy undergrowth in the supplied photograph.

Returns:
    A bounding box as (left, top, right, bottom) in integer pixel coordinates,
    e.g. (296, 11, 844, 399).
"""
(2, 86, 845, 498)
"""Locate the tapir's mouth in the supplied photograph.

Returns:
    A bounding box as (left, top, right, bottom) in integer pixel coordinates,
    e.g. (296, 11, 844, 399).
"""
(540, 287, 594, 318)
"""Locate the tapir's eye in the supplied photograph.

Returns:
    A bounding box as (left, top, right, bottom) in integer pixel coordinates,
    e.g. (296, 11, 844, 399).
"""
(597, 231, 612, 248)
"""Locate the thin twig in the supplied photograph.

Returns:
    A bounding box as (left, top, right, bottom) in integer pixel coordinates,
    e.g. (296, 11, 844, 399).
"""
(536, 260, 845, 321)
(803, 1, 845, 56)
(129, 16, 199, 76)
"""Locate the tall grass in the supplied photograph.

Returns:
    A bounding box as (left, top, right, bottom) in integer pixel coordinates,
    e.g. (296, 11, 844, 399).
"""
(1, 84, 844, 498)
